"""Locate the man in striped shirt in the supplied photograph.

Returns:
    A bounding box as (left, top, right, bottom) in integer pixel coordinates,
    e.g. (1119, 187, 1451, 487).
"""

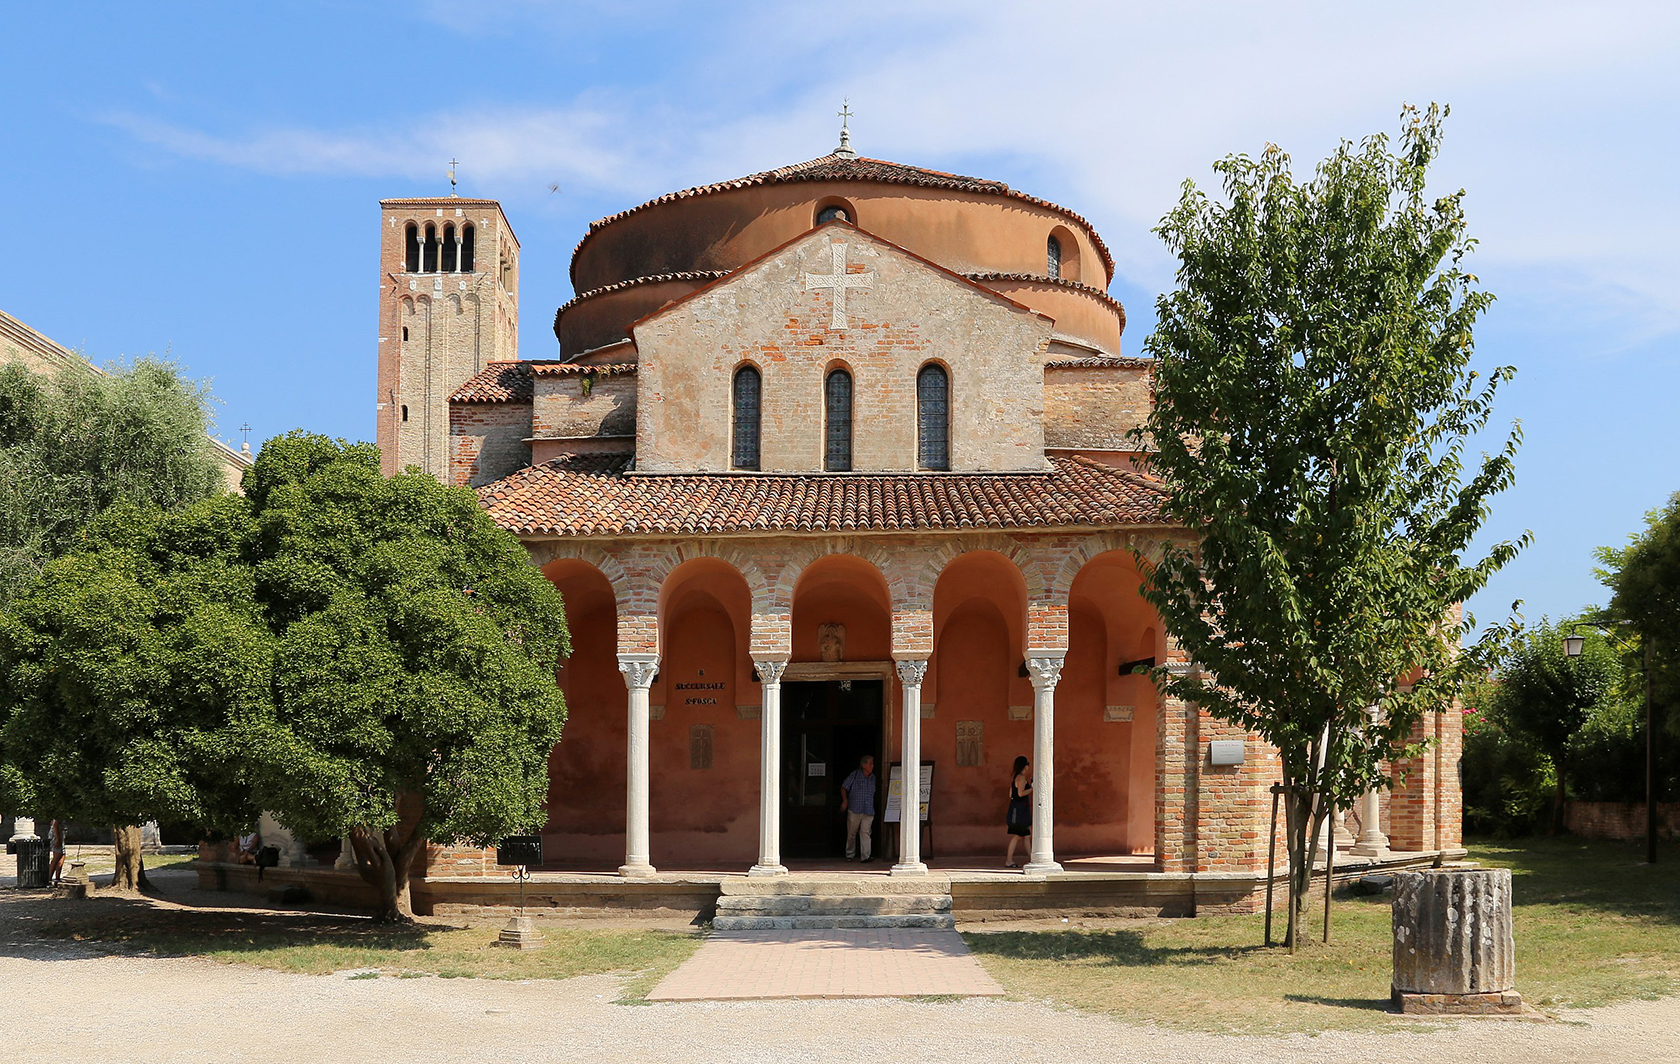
(840, 755, 877, 862)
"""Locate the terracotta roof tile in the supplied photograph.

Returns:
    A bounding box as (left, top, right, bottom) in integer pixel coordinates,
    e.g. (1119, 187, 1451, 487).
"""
(572, 154, 1115, 284)
(451, 361, 638, 403)
(477, 454, 1169, 538)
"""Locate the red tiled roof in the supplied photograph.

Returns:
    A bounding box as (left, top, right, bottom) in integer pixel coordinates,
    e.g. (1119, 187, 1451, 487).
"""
(451, 361, 637, 403)
(571, 154, 1115, 285)
(477, 454, 1170, 538)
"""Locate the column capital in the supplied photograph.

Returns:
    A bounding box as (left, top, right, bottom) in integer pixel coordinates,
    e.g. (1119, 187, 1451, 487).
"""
(617, 653, 660, 690)
(1025, 654, 1065, 688)
(753, 658, 789, 685)
(894, 658, 929, 686)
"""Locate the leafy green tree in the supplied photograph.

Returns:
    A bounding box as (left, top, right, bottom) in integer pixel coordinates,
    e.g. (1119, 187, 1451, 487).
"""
(1485, 620, 1623, 833)
(0, 357, 224, 606)
(1135, 105, 1526, 948)
(241, 433, 569, 922)
(0, 498, 264, 890)
(1597, 492, 1680, 739)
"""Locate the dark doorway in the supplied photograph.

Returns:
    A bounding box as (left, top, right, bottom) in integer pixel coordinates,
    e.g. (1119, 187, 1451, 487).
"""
(781, 679, 884, 859)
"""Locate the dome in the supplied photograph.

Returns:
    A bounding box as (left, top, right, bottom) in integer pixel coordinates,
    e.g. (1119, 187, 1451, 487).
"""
(555, 154, 1125, 359)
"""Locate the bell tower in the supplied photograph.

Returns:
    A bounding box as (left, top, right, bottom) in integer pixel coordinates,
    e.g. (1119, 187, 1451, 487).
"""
(375, 195, 520, 478)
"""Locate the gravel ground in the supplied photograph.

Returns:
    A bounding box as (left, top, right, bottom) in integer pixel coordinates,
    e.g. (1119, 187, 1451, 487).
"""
(1, 873, 1675, 1064)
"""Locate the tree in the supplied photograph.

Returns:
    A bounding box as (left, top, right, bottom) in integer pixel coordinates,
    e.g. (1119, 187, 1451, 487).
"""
(240, 433, 569, 922)
(1485, 620, 1622, 833)
(0, 498, 264, 890)
(0, 357, 224, 607)
(1598, 492, 1680, 737)
(1135, 105, 1526, 948)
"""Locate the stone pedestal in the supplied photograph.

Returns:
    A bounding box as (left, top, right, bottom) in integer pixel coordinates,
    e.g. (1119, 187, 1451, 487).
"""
(496, 914, 545, 950)
(1393, 867, 1522, 1015)
(140, 821, 163, 852)
(334, 836, 356, 871)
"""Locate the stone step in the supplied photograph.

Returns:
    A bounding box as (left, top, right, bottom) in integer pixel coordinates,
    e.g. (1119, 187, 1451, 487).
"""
(715, 894, 952, 917)
(711, 913, 957, 931)
(719, 875, 953, 897)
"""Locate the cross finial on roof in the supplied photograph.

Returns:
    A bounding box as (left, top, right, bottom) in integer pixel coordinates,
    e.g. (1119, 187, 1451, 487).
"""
(448, 158, 459, 197)
(834, 99, 856, 159)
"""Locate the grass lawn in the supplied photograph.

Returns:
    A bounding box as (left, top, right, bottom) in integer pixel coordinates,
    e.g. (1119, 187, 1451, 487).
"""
(962, 836, 1680, 1034)
(36, 904, 702, 1000)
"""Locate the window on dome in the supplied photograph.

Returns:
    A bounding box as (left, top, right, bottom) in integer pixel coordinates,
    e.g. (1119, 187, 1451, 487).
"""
(817, 205, 850, 224)
(917, 364, 950, 471)
(824, 368, 853, 472)
(404, 223, 420, 272)
(732, 365, 762, 470)
(1047, 234, 1062, 280)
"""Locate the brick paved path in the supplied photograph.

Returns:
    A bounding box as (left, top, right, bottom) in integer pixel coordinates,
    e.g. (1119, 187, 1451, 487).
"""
(648, 928, 1005, 1001)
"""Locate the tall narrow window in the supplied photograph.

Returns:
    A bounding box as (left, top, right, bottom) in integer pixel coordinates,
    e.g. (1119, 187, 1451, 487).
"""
(442, 223, 458, 272)
(461, 223, 475, 272)
(731, 365, 762, 470)
(917, 364, 950, 471)
(423, 224, 439, 273)
(824, 368, 853, 472)
(1046, 234, 1062, 280)
(404, 224, 420, 272)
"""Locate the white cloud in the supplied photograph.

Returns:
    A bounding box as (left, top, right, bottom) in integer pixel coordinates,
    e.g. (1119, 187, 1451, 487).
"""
(106, 0, 1680, 336)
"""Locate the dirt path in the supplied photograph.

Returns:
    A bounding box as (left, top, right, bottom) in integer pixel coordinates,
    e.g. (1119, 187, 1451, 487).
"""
(1, 881, 1675, 1064)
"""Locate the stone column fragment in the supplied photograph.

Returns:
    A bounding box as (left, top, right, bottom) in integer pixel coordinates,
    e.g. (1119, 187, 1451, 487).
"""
(1392, 867, 1521, 1014)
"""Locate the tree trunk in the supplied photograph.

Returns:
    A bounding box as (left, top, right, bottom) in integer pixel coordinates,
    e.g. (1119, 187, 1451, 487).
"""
(1283, 783, 1329, 952)
(349, 823, 425, 923)
(110, 824, 145, 893)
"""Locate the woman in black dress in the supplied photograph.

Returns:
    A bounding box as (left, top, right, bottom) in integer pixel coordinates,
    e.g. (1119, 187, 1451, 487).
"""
(1005, 755, 1032, 867)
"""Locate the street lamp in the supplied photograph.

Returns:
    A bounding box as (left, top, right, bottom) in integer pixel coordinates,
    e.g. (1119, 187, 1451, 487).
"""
(1564, 621, 1657, 865)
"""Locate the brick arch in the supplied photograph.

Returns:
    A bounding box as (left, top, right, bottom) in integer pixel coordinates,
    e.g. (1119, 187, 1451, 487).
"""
(1047, 530, 1145, 602)
(922, 534, 1048, 600)
(529, 541, 634, 606)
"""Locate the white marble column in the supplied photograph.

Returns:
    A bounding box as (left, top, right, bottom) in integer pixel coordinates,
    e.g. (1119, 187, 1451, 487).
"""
(1351, 704, 1392, 857)
(334, 835, 356, 871)
(618, 653, 660, 878)
(1024, 655, 1065, 875)
(749, 658, 789, 877)
(892, 658, 929, 876)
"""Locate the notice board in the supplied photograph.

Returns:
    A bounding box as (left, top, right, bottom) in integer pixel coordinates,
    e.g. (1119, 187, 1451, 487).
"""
(883, 760, 934, 823)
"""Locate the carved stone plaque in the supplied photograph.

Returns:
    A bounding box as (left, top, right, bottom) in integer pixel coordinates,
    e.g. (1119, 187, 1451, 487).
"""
(689, 724, 714, 770)
(956, 720, 983, 767)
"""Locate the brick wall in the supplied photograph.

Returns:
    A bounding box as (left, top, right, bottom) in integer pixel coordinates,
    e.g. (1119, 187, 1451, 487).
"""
(1043, 363, 1152, 450)
(1563, 801, 1680, 840)
(449, 400, 531, 488)
(532, 372, 636, 438)
(632, 226, 1051, 473)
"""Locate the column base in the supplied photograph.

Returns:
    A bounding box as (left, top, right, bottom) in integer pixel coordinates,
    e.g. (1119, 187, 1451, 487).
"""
(618, 861, 658, 879)
(890, 861, 929, 877)
(1022, 859, 1063, 876)
(747, 863, 788, 877)
(1349, 840, 1391, 859)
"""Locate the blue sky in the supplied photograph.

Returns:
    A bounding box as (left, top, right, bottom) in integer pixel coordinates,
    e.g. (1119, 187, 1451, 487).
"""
(3, 1, 1676, 631)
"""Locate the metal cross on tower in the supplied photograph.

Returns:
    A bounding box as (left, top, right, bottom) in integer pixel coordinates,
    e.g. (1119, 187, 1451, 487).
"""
(448, 158, 459, 196)
(834, 99, 856, 158)
(805, 243, 874, 329)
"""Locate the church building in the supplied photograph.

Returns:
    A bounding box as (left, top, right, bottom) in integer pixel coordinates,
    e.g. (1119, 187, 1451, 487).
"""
(373, 124, 1461, 908)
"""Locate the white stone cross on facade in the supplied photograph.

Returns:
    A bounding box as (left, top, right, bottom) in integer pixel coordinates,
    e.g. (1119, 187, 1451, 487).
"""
(805, 243, 874, 329)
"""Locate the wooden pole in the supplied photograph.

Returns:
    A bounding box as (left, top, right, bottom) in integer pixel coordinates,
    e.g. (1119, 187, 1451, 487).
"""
(1264, 782, 1282, 946)
(1322, 816, 1337, 944)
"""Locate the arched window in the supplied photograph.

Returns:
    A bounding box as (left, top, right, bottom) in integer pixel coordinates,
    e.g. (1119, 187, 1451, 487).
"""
(404, 223, 420, 273)
(1046, 234, 1062, 280)
(917, 364, 950, 471)
(817, 205, 850, 224)
(401, 326, 409, 341)
(731, 365, 762, 470)
(461, 223, 475, 272)
(400, 404, 409, 422)
(423, 223, 439, 273)
(442, 223, 458, 272)
(824, 368, 853, 472)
